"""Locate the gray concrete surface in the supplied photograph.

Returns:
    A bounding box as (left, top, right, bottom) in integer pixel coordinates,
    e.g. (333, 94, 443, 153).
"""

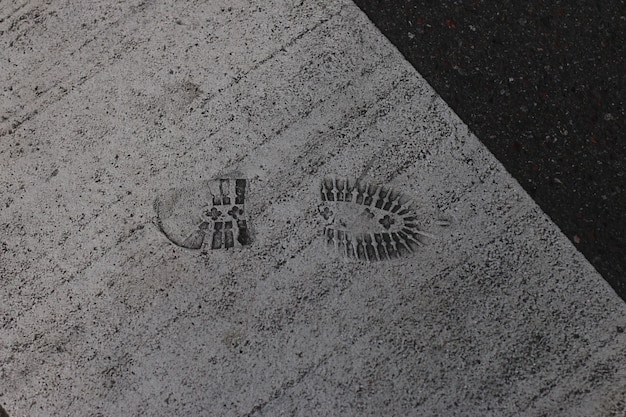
(1, 1, 625, 416)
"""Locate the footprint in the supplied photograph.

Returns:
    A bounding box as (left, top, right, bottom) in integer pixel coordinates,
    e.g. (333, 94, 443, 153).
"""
(318, 176, 429, 261)
(155, 178, 251, 250)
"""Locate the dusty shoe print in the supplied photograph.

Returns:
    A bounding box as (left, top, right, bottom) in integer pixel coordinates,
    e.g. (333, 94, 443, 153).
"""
(155, 178, 251, 250)
(319, 176, 430, 261)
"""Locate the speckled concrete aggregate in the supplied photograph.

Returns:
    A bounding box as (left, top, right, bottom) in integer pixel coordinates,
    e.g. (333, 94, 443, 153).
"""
(1, 1, 625, 416)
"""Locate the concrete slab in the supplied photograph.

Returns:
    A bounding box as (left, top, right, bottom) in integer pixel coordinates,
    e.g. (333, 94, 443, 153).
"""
(1, 1, 625, 416)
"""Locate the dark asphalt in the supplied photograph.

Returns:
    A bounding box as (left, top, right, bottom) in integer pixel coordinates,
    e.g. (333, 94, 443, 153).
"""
(353, 0, 626, 300)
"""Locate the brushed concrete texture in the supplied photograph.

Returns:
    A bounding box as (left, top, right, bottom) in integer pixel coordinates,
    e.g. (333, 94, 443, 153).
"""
(1, 1, 625, 416)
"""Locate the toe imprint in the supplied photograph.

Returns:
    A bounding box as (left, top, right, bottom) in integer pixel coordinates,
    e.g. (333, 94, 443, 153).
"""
(319, 176, 428, 261)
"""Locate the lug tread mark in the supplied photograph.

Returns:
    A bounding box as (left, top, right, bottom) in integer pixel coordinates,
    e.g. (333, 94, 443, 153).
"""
(235, 179, 246, 205)
(211, 222, 224, 249)
(237, 220, 251, 246)
(224, 221, 234, 248)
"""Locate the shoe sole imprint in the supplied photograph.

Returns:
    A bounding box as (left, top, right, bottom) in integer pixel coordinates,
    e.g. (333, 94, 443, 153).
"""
(318, 176, 428, 261)
(155, 178, 251, 250)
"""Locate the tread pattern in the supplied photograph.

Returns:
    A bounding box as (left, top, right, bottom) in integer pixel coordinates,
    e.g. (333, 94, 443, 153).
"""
(203, 178, 250, 249)
(319, 176, 426, 261)
(156, 178, 251, 250)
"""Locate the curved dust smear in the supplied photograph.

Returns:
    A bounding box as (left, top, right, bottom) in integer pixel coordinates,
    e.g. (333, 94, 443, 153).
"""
(155, 178, 251, 250)
(318, 176, 433, 261)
